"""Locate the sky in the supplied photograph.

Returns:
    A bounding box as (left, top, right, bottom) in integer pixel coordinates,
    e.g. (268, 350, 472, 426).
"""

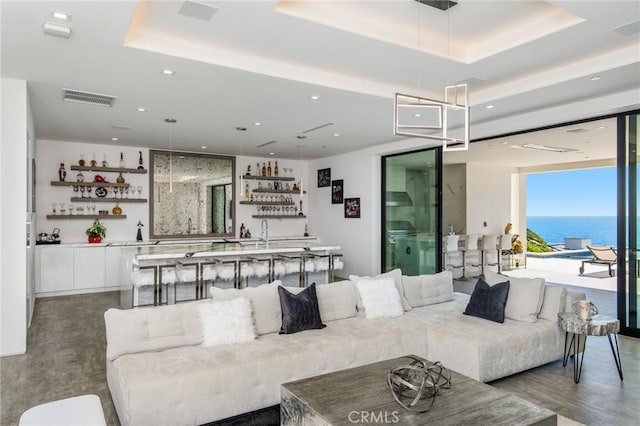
(527, 167, 616, 216)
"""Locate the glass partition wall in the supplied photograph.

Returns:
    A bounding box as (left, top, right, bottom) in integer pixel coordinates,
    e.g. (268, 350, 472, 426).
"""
(618, 113, 639, 337)
(382, 148, 442, 275)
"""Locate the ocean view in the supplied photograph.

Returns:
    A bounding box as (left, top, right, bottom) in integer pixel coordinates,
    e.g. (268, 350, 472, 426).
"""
(527, 216, 617, 247)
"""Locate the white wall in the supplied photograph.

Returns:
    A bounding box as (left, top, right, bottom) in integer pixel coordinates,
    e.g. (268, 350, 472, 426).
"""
(465, 163, 519, 236)
(1, 78, 29, 356)
(442, 164, 467, 234)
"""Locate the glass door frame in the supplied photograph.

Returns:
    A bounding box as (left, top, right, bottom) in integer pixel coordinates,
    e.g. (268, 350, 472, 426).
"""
(380, 146, 443, 274)
(617, 112, 639, 337)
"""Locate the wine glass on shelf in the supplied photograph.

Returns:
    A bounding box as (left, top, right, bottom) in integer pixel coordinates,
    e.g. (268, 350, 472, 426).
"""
(50, 203, 57, 215)
(87, 186, 92, 198)
(256, 205, 261, 216)
(80, 185, 86, 198)
(119, 187, 124, 199)
(67, 204, 74, 215)
(124, 187, 130, 199)
(137, 186, 143, 199)
(73, 185, 79, 198)
(75, 205, 85, 215)
(112, 186, 119, 199)
(59, 204, 66, 215)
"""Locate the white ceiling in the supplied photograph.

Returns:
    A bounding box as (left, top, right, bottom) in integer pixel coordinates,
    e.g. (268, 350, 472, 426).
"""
(1, 0, 639, 163)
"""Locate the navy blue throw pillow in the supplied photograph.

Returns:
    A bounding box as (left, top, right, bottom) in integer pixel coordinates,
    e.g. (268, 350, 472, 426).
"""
(278, 283, 326, 334)
(463, 278, 510, 323)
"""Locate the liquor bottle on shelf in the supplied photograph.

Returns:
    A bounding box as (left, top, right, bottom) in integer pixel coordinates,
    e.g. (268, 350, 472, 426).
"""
(137, 151, 144, 170)
(267, 161, 272, 177)
(90, 154, 98, 168)
(261, 162, 267, 176)
(274, 161, 279, 177)
(58, 163, 66, 182)
(101, 153, 108, 168)
(255, 163, 260, 176)
(116, 172, 125, 184)
(240, 223, 246, 238)
(246, 165, 251, 176)
(245, 182, 250, 200)
(78, 153, 86, 167)
(119, 152, 125, 168)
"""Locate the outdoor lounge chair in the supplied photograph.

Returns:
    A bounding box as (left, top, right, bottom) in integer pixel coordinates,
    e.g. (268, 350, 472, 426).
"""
(579, 245, 617, 277)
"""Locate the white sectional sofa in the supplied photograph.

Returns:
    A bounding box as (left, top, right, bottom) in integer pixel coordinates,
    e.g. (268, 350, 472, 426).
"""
(104, 270, 584, 426)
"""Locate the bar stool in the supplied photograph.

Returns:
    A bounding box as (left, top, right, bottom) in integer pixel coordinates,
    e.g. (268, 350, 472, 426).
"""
(329, 253, 344, 282)
(200, 261, 218, 298)
(174, 261, 200, 303)
(213, 260, 238, 288)
(498, 234, 513, 273)
(482, 234, 501, 274)
(237, 258, 255, 288)
(443, 235, 463, 279)
(464, 234, 483, 278)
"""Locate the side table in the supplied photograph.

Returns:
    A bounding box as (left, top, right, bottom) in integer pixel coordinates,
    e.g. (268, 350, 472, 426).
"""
(558, 312, 623, 383)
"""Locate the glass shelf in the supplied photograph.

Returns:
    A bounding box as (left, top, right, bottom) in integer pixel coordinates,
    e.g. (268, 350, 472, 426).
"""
(70, 197, 147, 203)
(45, 214, 127, 220)
(243, 175, 294, 181)
(70, 165, 147, 174)
(239, 201, 294, 206)
(51, 181, 130, 187)
(252, 215, 307, 219)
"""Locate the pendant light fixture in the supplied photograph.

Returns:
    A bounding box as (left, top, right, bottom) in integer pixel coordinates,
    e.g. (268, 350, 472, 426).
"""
(393, 1, 469, 151)
(165, 118, 177, 192)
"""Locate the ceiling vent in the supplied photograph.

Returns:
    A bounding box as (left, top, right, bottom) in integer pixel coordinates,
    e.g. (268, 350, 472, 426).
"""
(62, 89, 116, 107)
(566, 128, 589, 134)
(256, 140, 278, 148)
(301, 122, 334, 134)
(511, 143, 578, 153)
(415, 0, 458, 11)
(178, 0, 219, 21)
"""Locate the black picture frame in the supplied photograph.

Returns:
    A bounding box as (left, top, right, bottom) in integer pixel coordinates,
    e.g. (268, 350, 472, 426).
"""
(344, 197, 361, 218)
(317, 168, 331, 187)
(331, 179, 344, 204)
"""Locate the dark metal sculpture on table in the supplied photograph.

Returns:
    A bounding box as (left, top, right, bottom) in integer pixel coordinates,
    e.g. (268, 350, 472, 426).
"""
(387, 356, 452, 412)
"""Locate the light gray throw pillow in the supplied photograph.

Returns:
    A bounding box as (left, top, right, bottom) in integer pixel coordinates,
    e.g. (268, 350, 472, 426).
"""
(402, 271, 454, 308)
(483, 270, 545, 323)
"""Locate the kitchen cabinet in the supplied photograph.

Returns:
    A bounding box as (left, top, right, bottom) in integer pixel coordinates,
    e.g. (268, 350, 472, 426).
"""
(37, 246, 74, 293)
(74, 246, 105, 289)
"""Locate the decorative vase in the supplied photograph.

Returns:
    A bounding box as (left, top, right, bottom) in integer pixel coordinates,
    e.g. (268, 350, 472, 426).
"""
(88, 235, 102, 243)
(112, 204, 122, 215)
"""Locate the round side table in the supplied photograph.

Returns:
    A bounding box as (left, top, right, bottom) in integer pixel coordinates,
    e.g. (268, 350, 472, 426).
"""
(557, 312, 623, 383)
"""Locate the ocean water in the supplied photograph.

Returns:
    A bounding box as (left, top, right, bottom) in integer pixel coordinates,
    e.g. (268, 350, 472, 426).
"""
(527, 216, 617, 247)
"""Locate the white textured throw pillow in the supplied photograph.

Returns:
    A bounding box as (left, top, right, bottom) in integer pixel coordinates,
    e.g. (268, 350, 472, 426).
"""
(484, 270, 545, 323)
(209, 281, 282, 335)
(402, 271, 454, 308)
(354, 278, 404, 319)
(538, 285, 568, 321)
(197, 297, 256, 347)
(349, 269, 412, 311)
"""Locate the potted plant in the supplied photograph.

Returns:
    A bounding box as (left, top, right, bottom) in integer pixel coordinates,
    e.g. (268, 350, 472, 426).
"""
(86, 219, 106, 243)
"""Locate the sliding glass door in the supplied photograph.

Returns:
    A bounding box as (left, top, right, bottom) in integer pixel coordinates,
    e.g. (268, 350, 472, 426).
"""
(617, 112, 639, 337)
(382, 148, 442, 275)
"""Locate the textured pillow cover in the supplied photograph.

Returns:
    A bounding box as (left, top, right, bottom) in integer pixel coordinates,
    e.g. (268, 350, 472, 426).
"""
(463, 278, 510, 323)
(209, 281, 282, 335)
(349, 268, 412, 311)
(402, 271, 454, 308)
(278, 283, 326, 334)
(538, 285, 568, 321)
(354, 278, 404, 319)
(197, 297, 256, 347)
(483, 270, 545, 323)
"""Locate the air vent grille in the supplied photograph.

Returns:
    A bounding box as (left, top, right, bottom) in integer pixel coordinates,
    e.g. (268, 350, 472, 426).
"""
(62, 88, 116, 107)
(301, 122, 334, 134)
(256, 140, 278, 148)
(566, 128, 588, 134)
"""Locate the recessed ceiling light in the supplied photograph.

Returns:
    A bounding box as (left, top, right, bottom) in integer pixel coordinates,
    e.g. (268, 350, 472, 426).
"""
(235, 126, 247, 131)
(596, 126, 607, 130)
(137, 107, 146, 112)
(333, 133, 340, 137)
(111, 137, 118, 141)
(269, 152, 275, 156)
(511, 143, 578, 153)
(486, 105, 495, 109)
(51, 11, 71, 21)
(254, 122, 261, 126)
(201, 146, 207, 149)
(590, 75, 601, 81)
(414, 113, 422, 117)
(162, 69, 175, 75)
(43, 22, 71, 38)
(310, 95, 320, 100)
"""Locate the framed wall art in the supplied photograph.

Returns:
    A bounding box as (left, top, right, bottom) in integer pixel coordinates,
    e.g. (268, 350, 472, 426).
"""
(344, 197, 361, 218)
(331, 179, 343, 204)
(317, 168, 331, 187)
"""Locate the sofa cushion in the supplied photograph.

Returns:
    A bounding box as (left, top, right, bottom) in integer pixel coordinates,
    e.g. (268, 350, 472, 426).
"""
(210, 281, 282, 335)
(315, 280, 358, 322)
(278, 284, 326, 334)
(484, 270, 545, 323)
(538, 285, 568, 321)
(402, 271, 454, 308)
(354, 278, 404, 319)
(463, 278, 510, 323)
(197, 297, 256, 347)
(349, 268, 412, 311)
(104, 303, 203, 361)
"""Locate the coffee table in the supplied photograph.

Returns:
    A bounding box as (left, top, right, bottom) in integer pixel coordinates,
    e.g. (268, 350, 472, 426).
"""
(281, 356, 557, 425)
